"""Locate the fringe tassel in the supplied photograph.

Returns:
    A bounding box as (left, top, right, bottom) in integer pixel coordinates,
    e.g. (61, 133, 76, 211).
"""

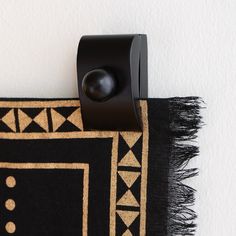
(167, 97, 203, 236)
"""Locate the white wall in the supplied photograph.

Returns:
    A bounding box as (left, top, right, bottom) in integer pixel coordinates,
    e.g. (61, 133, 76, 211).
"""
(0, 1, 236, 235)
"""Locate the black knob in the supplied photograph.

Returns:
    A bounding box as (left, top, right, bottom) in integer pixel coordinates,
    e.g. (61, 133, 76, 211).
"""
(82, 69, 117, 102)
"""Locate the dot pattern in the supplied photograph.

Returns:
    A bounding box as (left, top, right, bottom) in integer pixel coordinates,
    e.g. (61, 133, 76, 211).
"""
(5, 222, 16, 234)
(5, 199, 16, 211)
(6, 176, 16, 188)
(4, 176, 16, 233)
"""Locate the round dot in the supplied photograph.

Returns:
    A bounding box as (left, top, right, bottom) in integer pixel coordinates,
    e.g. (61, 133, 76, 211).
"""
(5, 199, 16, 211)
(6, 176, 16, 188)
(5, 222, 16, 234)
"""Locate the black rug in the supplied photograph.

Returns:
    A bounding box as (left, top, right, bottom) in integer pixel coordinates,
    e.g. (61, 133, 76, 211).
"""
(0, 98, 202, 236)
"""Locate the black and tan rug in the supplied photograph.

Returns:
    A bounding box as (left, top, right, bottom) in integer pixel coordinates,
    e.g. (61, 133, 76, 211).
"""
(0, 98, 202, 236)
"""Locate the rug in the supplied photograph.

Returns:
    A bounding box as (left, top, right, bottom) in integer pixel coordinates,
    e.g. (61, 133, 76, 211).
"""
(0, 97, 202, 236)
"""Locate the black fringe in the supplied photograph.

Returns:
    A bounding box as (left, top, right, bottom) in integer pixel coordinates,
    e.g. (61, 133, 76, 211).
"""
(167, 97, 203, 236)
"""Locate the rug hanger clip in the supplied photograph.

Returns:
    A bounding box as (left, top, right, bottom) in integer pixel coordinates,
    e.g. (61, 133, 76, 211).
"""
(77, 34, 148, 131)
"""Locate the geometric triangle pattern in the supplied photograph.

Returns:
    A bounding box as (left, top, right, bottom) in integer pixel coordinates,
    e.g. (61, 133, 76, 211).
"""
(51, 109, 66, 131)
(118, 133, 142, 167)
(117, 190, 140, 207)
(67, 107, 83, 130)
(0, 109, 16, 132)
(0, 105, 83, 133)
(118, 150, 141, 167)
(116, 210, 139, 227)
(34, 109, 49, 132)
(18, 109, 33, 132)
(120, 132, 142, 148)
(118, 171, 140, 188)
(122, 229, 133, 236)
(116, 131, 143, 235)
(18, 108, 48, 132)
(0, 99, 149, 235)
(51, 107, 83, 132)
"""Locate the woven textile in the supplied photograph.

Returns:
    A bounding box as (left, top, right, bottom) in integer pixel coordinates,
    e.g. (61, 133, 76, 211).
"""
(0, 98, 202, 236)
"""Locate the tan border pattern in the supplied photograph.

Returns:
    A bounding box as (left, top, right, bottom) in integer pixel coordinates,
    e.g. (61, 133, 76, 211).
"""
(0, 100, 148, 236)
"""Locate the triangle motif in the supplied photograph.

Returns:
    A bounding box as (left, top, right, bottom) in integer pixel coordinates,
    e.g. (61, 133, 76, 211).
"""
(120, 132, 142, 148)
(54, 107, 78, 118)
(20, 108, 44, 119)
(118, 134, 131, 162)
(0, 108, 11, 119)
(23, 121, 46, 133)
(33, 109, 48, 132)
(130, 134, 143, 164)
(1, 109, 16, 132)
(118, 171, 140, 188)
(51, 109, 66, 131)
(0, 121, 14, 132)
(117, 210, 139, 228)
(56, 120, 80, 132)
(122, 229, 133, 236)
(18, 109, 32, 132)
(118, 150, 141, 167)
(67, 108, 83, 130)
(117, 190, 139, 207)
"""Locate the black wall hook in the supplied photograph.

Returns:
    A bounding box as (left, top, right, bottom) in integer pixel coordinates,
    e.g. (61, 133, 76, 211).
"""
(77, 34, 148, 131)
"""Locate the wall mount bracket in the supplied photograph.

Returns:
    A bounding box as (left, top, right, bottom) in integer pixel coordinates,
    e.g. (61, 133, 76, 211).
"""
(77, 34, 148, 131)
